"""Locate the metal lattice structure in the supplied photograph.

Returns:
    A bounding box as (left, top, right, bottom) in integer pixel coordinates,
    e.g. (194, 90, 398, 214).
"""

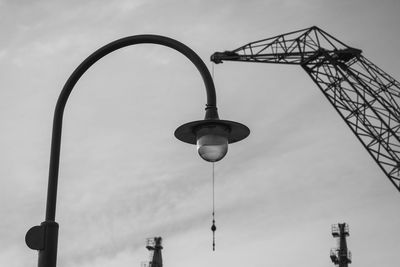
(211, 26, 400, 192)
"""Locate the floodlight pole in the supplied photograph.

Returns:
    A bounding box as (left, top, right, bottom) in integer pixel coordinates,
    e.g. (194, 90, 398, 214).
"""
(25, 35, 220, 267)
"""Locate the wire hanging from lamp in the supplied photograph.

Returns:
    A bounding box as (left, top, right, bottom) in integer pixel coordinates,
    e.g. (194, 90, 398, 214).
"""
(211, 162, 216, 251)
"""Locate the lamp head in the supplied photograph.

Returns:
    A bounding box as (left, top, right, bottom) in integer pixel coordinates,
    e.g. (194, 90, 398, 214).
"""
(175, 119, 250, 162)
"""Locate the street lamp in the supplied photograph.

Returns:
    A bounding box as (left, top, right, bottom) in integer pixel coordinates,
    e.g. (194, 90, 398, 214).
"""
(25, 35, 249, 267)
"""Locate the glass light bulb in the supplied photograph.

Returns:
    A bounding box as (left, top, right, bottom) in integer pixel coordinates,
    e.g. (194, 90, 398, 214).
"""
(197, 134, 228, 162)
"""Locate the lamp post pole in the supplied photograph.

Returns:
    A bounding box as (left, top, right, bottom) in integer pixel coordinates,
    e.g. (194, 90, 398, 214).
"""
(25, 35, 249, 267)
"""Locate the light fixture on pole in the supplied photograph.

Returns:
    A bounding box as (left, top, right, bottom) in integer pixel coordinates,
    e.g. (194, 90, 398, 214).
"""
(25, 35, 249, 267)
(175, 118, 249, 162)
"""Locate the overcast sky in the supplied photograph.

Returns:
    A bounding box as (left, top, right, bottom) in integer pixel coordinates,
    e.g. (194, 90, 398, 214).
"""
(1, 1, 400, 267)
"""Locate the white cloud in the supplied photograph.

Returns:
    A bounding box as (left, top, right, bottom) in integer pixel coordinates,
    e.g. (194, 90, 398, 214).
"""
(0, 49, 7, 60)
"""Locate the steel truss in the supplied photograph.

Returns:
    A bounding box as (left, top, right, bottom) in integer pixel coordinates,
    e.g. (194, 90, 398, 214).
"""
(211, 26, 400, 191)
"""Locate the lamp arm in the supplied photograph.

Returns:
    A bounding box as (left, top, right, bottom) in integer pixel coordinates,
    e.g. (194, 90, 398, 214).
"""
(47, 34, 218, 222)
(27, 35, 218, 267)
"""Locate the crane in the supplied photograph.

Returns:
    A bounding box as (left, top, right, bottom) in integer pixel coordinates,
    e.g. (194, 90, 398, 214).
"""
(211, 26, 400, 192)
(142, 237, 163, 267)
(330, 223, 352, 267)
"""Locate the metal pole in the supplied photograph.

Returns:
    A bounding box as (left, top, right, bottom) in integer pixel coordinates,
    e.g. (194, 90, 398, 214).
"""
(26, 35, 219, 267)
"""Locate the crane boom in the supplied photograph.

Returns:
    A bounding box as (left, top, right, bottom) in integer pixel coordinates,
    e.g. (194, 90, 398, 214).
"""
(211, 26, 400, 192)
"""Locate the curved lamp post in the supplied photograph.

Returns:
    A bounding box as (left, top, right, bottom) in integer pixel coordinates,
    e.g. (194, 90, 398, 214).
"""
(25, 35, 249, 267)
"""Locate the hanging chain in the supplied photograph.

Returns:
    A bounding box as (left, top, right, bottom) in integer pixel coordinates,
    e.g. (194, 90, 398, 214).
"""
(211, 162, 216, 251)
(210, 63, 217, 251)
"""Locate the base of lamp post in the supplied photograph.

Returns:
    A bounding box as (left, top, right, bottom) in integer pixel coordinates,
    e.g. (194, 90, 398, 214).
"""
(26, 221, 59, 267)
